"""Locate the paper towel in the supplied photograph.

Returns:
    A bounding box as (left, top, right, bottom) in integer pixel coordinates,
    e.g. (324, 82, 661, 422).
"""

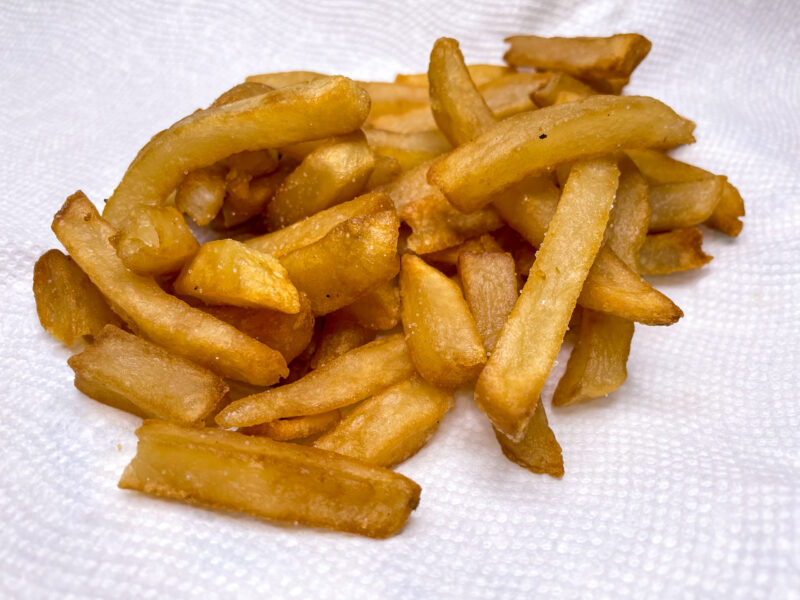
(1, 0, 798, 597)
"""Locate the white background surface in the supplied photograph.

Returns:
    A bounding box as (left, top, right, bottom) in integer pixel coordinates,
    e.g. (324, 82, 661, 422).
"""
(1, 1, 799, 598)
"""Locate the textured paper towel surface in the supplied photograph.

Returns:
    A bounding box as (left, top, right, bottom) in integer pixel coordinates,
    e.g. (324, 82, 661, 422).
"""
(1, 1, 799, 598)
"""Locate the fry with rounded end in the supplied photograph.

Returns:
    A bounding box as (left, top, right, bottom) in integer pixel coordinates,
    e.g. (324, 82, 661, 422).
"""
(216, 334, 415, 428)
(103, 76, 371, 227)
(428, 95, 695, 213)
(400, 254, 486, 387)
(315, 376, 453, 468)
(33, 249, 122, 345)
(69, 325, 227, 424)
(116, 205, 199, 275)
(240, 410, 341, 441)
(494, 398, 564, 477)
(175, 239, 300, 313)
(310, 313, 375, 369)
(477, 158, 619, 440)
(638, 227, 713, 275)
(175, 166, 226, 226)
(648, 177, 724, 232)
(119, 420, 421, 538)
(52, 192, 287, 385)
(336, 279, 401, 331)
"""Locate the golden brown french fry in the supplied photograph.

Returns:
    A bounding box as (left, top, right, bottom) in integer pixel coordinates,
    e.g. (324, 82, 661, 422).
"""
(491, 174, 562, 245)
(604, 157, 650, 270)
(315, 376, 453, 468)
(278, 210, 400, 315)
(369, 107, 437, 134)
(531, 72, 596, 106)
(638, 227, 713, 275)
(310, 313, 376, 369)
(581, 75, 629, 95)
(240, 410, 341, 441)
(119, 420, 421, 538)
(428, 37, 495, 146)
(504, 34, 652, 79)
(424, 234, 503, 266)
(265, 132, 375, 230)
(364, 128, 452, 170)
(399, 254, 486, 387)
(458, 251, 518, 352)
(336, 278, 401, 331)
(476, 157, 619, 440)
(33, 249, 122, 346)
(246, 190, 392, 257)
(175, 166, 227, 226)
(649, 177, 724, 231)
(428, 95, 696, 213)
(358, 81, 429, 119)
(395, 64, 512, 87)
(365, 154, 402, 190)
(115, 205, 199, 275)
(216, 334, 415, 427)
(209, 81, 274, 107)
(104, 76, 371, 227)
(494, 398, 563, 477)
(479, 72, 549, 118)
(68, 325, 227, 424)
(53, 193, 287, 385)
(174, 239, 300, 313)
(244, 70, 325, 87)
(220, 161, 292, 228)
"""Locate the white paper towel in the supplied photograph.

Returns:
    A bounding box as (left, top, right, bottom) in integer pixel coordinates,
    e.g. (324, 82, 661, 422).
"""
(1, 1, 798, 598)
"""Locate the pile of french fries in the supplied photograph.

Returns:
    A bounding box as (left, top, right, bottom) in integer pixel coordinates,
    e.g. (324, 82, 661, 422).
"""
(33, 33, 743, 538)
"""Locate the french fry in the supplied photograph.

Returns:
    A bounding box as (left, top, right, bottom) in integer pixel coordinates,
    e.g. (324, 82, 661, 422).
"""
(395, 64, 512, 87)
(174, 239, 301, 313)
(52, 193, 288, 385)
(428, 95, 696, 213)
(476, 157, 619, 440)
(531, 72, 596, 107)
(458, 251, 517, 352)
(103, 76, 371, 227)
(399, 254, 486, 387)
(209, 81, 274, 107)
(33, 249, 123, 346)
(424, 234, 503, 267)
(278, 210, 400, 315)
(336, 278, 401, 331)
(116, 205, 199, 275)
(245, 71, 325, 87)
(648, 176, 724, 231)
(638, 227, 713, 275)
(240, 410, 341, 441)
(364, 128, 452, 170)
(175, 166, 227, 226)
(479, 72, 549, 117)
(68, 325, 227, 424)
(220, 161, 292, 228)
(245, 190, 393, 257)
(315, 376, 453, 468)
(494, 398, 564, 477)
(370, 107, 437, 134)
(504, 34, 652, 79)
(119, 420, 421, 538)
(358, 81, 429, 119)
(603, 157, 650, 270)
(216, 334, 415, 427)
(265, 131, 375, 230)
(310, 313, 376, 369)
(365, 155, 403, 190)
(581, 75, 629, 95)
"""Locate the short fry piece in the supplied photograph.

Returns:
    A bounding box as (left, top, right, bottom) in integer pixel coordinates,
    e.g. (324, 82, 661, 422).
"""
(175, 166, 226, 226)
(216, 334, 415, 427)
(336, 279, 401, 331)
(400, 255, 486, 387)
(424, 234, 503, 266)
(175, 239, 300, 313)
(33, 249, 122, 345)
(648, 177, 724, 232)
(116, 206, 199, 275)
(494, 398, 564, 477)
(240, 410, 341, 441)
(68, 325, 227, 424)
(119, 420, 421, 538)
(315, 376, 453, 468)
(310, 313, 376, 369)
(638, 227, 713, 275)
(476, 157, 619, 440)
(52, 193, 287, 385)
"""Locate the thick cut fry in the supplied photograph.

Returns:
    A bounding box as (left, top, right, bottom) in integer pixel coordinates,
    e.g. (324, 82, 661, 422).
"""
(175, 166, 227, 226)
(604, 157, 651, 270)
(104, 76, 371, 227)
(278, 210, 400, 315)
(119, 420, 420, 538)
(428, 38, 495, 146)
(458, 252, 517, 352)
(336, 278, 401, 331)
(358, 81, 429, 119)
(581, 75, 629, 95)
(245, 71, 325, 87)
(265, 132, 375, 230)
(638, 227, 713, 275)
(310, 313, 376, 369)
(209, 81, 274, 107)
(552, 309, 633, 406)
(648, 177, 724, 231)
(504, 34, 652, 79)
(399, 255, 486, 387)
(216, 334, 415, 427)
(240, 410, 341, 441)
(315, 377, 453, 468)
(116, 205, 199, 275)
(494, 398, 564, 477)
(68, 325, 227, 424)
(428, 95, 695, 213)
(221, 162, 291, 228)
(424, 234, 503, 266)
(246, 191, 392, 257)
(365, 155, 402, 190)
(479, 72, 549, 118)
(53, 193, 287, 385)
(395, 64, 512, 87)
(491, 174, 562, 246)
(33, 249, 122, 345)
(370, 108, 437, 134)
(476, 158, 619, 440)
(174, 239, 300, 313)
(364, 129, 451, 170)
(531, 72, 595, 107)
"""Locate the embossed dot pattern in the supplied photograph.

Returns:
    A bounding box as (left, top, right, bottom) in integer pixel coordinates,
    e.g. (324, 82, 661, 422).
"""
(1, 1, 798, 598)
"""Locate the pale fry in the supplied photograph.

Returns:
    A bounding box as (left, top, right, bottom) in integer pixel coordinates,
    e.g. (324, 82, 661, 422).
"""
(494, 398, 564, 477)
(240, 410, 341, 441)
(357, 81, 429, 119)
(215, 334, 415, 427)
(220, 163, 291, 228)
(175, 166, 227, 226)
(310, 313, 376, 369)
(604, 157, 650, 270)
(119, 420, 421, 538)
(245, 71, 325, 87)
(648, 176, 724, 231)
(638, 227, 713, 275)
